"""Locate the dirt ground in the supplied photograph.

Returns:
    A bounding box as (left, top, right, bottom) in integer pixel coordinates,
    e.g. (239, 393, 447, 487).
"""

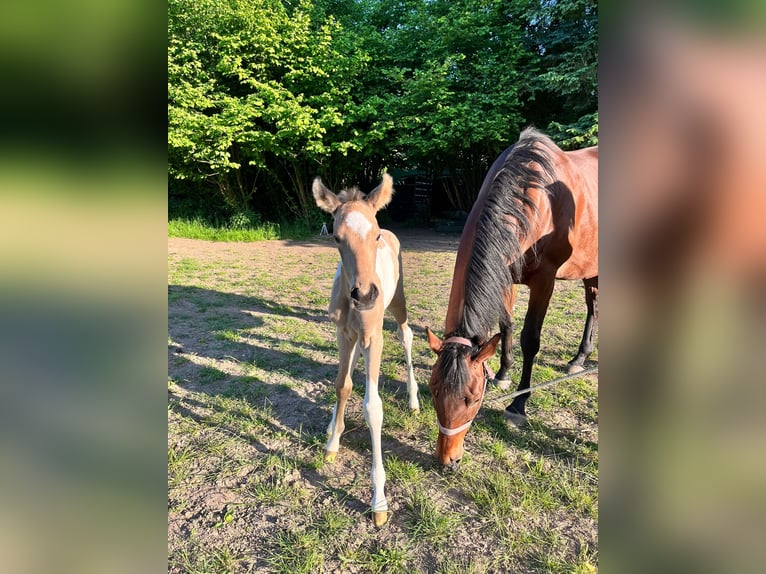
(168, 228, 598, 573)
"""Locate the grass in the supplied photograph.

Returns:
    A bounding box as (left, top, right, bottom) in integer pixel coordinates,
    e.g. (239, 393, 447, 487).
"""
(168, 217, 320, 242)
(168, 231, 598, 573)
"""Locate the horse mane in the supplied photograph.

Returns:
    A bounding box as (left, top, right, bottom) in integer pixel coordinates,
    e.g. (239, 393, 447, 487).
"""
(337, 187, 365, 203)
(437, 127, 558, 395)
(460, 127, 558, 339)
(435, 342, 475, 397)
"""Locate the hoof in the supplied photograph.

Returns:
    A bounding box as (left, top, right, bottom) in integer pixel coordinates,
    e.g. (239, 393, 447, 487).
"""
(372, 510, 388, 527)
(410, 407, 420, 414)
(567, 363, 585, 374)
(504, 410, 528, 428)
(494, 378, 512, 391)
(324, 450, 337, 463)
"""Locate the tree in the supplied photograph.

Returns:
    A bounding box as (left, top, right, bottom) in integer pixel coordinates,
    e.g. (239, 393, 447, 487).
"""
(522, 0, 598, 148)
(168, 0, 364, 217)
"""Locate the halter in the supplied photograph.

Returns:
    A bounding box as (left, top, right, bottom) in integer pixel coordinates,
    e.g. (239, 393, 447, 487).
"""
(437, 337, 494, 436)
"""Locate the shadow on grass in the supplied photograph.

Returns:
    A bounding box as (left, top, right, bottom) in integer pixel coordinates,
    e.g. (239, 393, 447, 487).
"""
(168, 284, 436, 518)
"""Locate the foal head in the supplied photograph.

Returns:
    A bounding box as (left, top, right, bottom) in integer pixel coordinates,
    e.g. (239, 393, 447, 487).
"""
(313, 174, 394, 311)
(426, 329, 500, 470)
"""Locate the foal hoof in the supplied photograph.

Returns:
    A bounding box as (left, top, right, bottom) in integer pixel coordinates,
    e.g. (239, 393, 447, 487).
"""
(372, 510, 388, 527)
(494, 378, 512, 391)
(324, 450, 338, 463)
(504, 409, 528, 428)
(567, 363, 585, 374)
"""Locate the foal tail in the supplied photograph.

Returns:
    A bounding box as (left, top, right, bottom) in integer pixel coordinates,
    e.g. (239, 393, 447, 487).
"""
(460, 128, 558, 338)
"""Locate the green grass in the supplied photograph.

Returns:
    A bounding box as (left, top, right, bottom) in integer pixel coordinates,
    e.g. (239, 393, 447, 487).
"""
(169, 217, 320, 241)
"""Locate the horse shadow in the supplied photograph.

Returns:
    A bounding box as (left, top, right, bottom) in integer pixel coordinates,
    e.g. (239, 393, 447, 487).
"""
(168, 284, 438, 516)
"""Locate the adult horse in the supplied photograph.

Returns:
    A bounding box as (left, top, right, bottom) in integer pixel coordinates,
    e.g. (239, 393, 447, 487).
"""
(313, 174, 420, 526)
(426, 127, 598, 469)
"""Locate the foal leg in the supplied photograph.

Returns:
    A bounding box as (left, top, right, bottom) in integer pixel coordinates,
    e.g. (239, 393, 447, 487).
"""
(495, 284, 517, 390)
(506, 274, 556, 427)
(361, 333, 388, 526)
(567, 276, 599, 373)
(325, 329, 356, 462)
(389, 291, 419, 412)
(396, 322, 420, 411)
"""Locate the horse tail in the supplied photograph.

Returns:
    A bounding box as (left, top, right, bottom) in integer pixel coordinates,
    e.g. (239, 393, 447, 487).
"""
(460, 127, 558, 338)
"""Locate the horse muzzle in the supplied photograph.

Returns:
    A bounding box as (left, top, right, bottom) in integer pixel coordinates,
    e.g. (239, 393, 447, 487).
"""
(350, 284, 379, 310)
(436, 432, 466, 471)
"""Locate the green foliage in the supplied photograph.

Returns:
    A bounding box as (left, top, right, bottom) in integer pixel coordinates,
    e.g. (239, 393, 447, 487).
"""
(548, 111, 599, 150)
(168, 0, 598, 222)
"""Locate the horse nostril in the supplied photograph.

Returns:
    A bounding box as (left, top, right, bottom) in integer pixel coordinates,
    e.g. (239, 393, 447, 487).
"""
(350, 287, 360, 301)
(368, 284, 379, 302)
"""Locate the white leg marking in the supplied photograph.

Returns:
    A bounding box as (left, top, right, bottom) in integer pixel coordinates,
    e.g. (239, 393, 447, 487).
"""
(398, 324, 419, 411)
(362, 346, 387, 514)
(325, 403, 342, 453)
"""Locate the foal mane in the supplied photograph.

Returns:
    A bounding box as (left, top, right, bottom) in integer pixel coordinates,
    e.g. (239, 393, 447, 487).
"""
(337, 186, 365, 204)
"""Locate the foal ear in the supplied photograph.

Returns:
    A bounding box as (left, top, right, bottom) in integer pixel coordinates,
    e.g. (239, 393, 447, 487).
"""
(426, 327, 443, 354)
(472, 333, 501, 363)
(365, 173, 394, 212)
(313, 177, 341, 213)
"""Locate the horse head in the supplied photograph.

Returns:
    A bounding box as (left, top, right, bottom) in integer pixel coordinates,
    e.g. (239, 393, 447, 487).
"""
(313, 174, 394, 312)
(426, 328, 500, 470)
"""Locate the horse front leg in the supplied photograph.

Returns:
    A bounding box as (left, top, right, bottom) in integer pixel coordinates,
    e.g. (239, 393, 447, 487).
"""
(495, 284, 517, 390)
(567, 276, 598, 373)
(506, 275, 555, 427)
(325, 329, 356, 462)
(361, 332, 388, 527)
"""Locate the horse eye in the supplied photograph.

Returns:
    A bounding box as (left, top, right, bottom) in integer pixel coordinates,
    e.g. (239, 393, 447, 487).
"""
(333, 235, 340, 243)
(376, 233, 381, 241)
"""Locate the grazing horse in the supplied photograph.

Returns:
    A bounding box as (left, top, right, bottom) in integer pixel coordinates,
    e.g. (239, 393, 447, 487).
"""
(426, 127, 598, 469)
(313, 174, 420, 526)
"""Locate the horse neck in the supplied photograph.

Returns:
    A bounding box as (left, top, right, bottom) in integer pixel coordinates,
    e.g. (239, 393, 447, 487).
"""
(444, 174, 548, 339)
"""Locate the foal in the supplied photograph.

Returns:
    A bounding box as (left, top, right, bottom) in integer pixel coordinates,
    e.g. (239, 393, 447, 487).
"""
(313, 174, 419, 527)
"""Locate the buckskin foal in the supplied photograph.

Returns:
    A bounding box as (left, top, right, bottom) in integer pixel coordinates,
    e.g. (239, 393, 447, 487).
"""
(313, 174, 419, 526)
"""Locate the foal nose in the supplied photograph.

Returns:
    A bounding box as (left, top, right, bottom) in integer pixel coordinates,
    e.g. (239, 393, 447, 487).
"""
(442, 457, 461, 472)
(350, 284, 379, 308)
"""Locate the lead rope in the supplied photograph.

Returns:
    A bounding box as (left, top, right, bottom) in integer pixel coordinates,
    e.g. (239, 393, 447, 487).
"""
(437, 337, 598, 432)
(483, 366, 599, 405)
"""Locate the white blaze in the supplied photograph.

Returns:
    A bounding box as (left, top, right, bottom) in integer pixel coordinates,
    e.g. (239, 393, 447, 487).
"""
(344, 211, 372, 239)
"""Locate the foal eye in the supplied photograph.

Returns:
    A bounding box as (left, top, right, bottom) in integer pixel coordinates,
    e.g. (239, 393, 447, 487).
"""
(333, 235, 340, 243)
(376, 233, 381, 241)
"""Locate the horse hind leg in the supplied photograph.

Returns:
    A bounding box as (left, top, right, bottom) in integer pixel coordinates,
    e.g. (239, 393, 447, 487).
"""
(389, 282, 419, 412)
(325, 331, 356, 462)
(567, 277, 598, 374)
(396, 321, 420, 412)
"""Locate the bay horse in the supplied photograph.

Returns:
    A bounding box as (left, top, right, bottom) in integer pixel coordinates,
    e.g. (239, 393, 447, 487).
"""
(426, 127, 598, 469)
(313, 173, 420, 526)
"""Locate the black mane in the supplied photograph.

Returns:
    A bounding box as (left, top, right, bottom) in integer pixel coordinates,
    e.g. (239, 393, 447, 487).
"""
(435, 341, 475, 397)
(437, 128, 558, 395)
